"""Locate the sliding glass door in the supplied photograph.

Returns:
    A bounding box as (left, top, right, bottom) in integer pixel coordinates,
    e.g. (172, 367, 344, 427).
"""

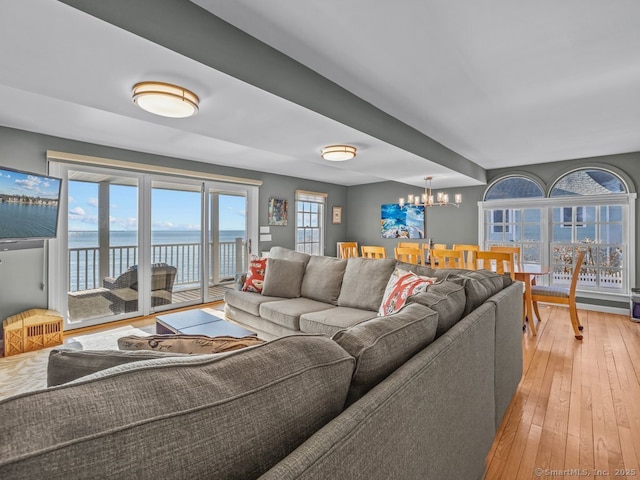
(208, 191, 248, 302)
(150, 180, 203, 311)
(49, 162, 258, 329)
(66, 170, 141, 324)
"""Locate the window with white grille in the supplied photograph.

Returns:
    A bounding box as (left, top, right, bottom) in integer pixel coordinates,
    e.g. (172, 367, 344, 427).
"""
(481, 169, 634, 295)
(295, 190, 326, 255)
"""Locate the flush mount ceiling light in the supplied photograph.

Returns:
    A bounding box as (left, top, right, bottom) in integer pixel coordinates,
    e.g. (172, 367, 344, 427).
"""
(321, 144, 357, 161)
(132, 81, 199, 118)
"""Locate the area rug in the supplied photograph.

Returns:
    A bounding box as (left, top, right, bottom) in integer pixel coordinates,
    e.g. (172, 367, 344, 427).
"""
(0, 326, 149, 401)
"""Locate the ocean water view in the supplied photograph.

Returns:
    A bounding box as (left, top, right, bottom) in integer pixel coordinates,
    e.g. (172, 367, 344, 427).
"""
(69, 230, 246, 248)
(0, 203, 59, 239)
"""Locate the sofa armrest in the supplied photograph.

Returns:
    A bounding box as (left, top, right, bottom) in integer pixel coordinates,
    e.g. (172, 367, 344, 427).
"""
(102, 276, 118, 289)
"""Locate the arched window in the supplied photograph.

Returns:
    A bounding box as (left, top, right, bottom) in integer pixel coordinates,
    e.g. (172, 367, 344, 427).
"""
(484, 176, 544, 201)
(548, 169, 627, 292)
(481, 168, 633, 296)
(483, 176, 544, 265)
(550, 169, 626, 197)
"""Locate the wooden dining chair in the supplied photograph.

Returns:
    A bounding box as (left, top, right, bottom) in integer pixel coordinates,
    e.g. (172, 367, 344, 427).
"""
(423, 243, 448, 264)
(490, 246, 522, 269)
(339, 242, 359, 258)
(531, 250, 587, 340)
(361, 246, 386, 259)
(398, 242, 420, 249)
(394, 247, 424, 265)
(476, 251, 515, 280)
(453, 244, 479, 264)
(489, 246, 527, 325)
(430, 249, 464, 269)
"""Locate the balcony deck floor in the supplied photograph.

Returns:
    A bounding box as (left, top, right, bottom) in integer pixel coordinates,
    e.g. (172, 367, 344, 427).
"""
(68, 283, 233, 322)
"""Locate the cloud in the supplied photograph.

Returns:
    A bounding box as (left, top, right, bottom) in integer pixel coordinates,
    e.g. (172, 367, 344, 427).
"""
(15, 175, 43, 191)
(68, 206, 97, 226)
(153, 221, 175, 229)
(69, 207, 86, 216)
(151, 221, 201, 231)
(1, 173, 10, 178)
(87, 198, 99, 208)
(68, 196, 75, 204)
(109, 216, 138, 231)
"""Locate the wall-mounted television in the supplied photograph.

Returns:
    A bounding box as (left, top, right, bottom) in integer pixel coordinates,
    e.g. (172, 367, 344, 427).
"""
(0, 166, 62, 242)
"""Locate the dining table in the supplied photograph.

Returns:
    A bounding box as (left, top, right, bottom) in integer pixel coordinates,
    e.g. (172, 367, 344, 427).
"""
(513, 264, 551, 336)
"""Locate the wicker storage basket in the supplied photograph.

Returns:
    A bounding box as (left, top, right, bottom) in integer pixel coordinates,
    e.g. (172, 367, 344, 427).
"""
(3, 309, 63, 356)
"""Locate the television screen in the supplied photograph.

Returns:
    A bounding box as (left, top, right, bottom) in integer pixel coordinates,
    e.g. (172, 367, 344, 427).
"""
(0, 166, 62, 241)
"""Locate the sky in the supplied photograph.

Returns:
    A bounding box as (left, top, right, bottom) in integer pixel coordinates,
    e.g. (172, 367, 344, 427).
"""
(67, 181, 246, 231)
(0, 168, 61, 199)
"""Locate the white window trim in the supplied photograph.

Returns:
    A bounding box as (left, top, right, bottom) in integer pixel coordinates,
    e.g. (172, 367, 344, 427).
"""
(295, 190, 327, 255)
(478, 193, 636, 300)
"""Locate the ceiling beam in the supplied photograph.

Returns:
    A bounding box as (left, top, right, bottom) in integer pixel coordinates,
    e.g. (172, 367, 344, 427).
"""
(58, 0, 486, 184)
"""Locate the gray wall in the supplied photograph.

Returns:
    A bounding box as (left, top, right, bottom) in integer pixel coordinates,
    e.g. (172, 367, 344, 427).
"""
(0, 127, 347, 320)
(345, 152, 640, 306)
(346, 181, 485, 256)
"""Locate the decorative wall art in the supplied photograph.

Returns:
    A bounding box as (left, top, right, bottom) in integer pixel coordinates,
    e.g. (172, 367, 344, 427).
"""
(268, 198, 288, 225)
(332, 206, 342, 224)
(381, 204, 424, 238)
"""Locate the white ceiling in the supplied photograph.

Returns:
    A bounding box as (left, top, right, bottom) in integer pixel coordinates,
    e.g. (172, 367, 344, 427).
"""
(1, 0, 639, 189)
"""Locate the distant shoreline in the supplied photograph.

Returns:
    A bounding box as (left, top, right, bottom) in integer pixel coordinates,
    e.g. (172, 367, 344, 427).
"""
(0, 195, 58, 206)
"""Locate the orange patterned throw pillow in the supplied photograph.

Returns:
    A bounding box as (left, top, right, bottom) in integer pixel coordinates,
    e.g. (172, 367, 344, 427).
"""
(378, 268, 436, 316)
(242, 257, 268, 293)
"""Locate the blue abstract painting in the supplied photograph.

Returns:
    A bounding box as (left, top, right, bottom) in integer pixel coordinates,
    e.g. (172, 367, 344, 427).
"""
(381, 204, 424, 238)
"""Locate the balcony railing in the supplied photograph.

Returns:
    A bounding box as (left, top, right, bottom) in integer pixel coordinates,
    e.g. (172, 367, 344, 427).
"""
(68, 239, 246, 292)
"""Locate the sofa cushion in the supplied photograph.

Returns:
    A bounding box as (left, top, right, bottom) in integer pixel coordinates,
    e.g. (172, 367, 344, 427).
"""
(300, 255, 347, 305)
(378, 268, 437, 316)
(259, 298, 336, 330)
(269, 246, 311, 267)
(261, 258, 306, 298)
(447, 270, 506, 317)
(407, 280, 466, 337)
(242, 257, 267, 293)
(47, 349, 188, 387)
(396, 261, 508, 317)
(395, 261, 438, 278)
(0, 336, 355, 480)
(338, 258, 397, 311)
(224, 289, 283, 316)
(300, 307, 377, 336)
(118, 334, 265, 354)
(332, 303, 438, 406)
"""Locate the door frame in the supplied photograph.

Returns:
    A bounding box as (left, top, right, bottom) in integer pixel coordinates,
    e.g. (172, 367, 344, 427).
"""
(48, 161, 258, 330)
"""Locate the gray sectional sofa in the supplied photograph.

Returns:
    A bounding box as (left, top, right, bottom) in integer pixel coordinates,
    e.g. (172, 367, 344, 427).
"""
(0, 247, 523, 480)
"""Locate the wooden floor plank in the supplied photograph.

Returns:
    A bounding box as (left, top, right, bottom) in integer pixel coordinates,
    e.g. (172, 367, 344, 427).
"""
(486, 306, 640, 479)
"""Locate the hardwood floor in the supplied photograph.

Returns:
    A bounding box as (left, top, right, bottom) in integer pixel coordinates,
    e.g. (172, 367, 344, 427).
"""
(486, 305, 640, 479)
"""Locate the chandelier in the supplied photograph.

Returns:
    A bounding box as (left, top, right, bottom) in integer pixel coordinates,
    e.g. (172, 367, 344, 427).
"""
(399, 176, 462, 208)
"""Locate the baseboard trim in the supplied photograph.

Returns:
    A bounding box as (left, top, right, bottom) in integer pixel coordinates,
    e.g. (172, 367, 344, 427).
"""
(535, 301, 629, 316)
